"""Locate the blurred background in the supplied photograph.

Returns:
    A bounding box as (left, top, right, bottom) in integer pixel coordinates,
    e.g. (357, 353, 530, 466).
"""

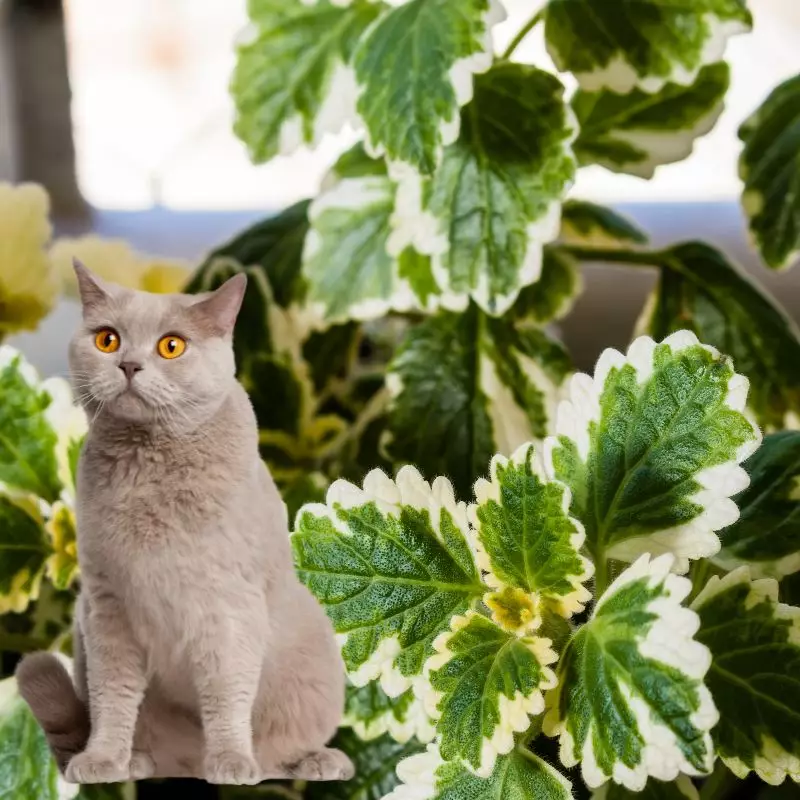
(2, 0, 800, 375)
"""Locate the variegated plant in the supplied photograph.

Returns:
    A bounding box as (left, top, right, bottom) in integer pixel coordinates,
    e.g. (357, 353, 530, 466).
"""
(4, 1, 800, 799)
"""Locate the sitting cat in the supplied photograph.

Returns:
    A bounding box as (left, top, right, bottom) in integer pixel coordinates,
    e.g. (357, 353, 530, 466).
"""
(16, 261, 352, 786)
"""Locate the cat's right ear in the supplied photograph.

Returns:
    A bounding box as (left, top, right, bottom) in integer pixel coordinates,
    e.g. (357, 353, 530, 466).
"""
(73, 258, 111, 312)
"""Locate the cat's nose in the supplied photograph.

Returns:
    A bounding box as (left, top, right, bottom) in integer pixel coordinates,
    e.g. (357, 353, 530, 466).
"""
(118, 361, 143, 382)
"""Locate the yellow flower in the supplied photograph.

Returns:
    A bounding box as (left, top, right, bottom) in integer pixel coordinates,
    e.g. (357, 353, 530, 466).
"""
(50, 236, 191, 296)
(0, 183, 58, 337)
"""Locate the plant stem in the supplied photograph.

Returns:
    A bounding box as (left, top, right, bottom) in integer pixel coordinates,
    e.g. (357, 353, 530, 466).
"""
(594, 553, 608, 598)
(315, 387, 391, 462)
(700, 760, 739, 800)
(502, 8, 546, 59)
(559, 244, 664, 268)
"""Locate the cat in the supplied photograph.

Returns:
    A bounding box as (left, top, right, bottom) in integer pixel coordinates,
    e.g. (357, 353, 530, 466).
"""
(16, 260, 353, 786)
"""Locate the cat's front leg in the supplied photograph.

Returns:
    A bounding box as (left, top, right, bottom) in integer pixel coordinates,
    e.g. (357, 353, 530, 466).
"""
(192, 621, 263, 785)
(65, 592, 149, 784)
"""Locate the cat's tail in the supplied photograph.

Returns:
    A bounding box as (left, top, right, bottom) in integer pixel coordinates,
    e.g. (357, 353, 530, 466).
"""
(15, 652, 90, 771)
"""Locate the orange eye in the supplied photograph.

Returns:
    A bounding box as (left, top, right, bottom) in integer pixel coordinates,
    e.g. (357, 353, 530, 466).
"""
(94, 328, 120, 353)
(157, 335, 187, 359)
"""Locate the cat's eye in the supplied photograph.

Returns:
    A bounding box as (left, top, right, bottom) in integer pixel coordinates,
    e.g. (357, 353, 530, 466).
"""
(157, 335, 187, 360)
(94, 328, 120, 353)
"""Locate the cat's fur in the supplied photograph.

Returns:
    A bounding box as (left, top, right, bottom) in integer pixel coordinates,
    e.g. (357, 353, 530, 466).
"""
(16, 262, 352, 786)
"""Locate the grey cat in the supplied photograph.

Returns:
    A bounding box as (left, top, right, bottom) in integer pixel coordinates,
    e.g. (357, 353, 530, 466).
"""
(16, 261, 352, 786)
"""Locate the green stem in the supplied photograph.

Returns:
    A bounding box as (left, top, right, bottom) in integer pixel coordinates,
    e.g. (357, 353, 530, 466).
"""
(594, 552, 608, 598)
(0, 633, 50, 653)
(502, 8, 546, 60)
(559, 244, 665, 268)
(700, 760, 739, 800)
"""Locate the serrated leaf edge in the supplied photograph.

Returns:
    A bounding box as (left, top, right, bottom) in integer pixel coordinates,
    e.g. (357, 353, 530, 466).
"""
(691, 565, 800, 785)
(421, 609, 557, 777)
(542, 331, 762, 573)
(544, 553, 718, 791)
(469, 443, 594, 618)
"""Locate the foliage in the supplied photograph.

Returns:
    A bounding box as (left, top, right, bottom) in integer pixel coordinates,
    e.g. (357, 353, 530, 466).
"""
(2, 1, 800, 800)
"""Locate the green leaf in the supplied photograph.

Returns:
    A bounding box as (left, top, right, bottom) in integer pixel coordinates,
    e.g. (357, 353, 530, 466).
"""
(391, 63, 576, 316)
(303, 176, 438, 322)
(544, 0, 751, 94)
(693, 567, 800, 785)
(471, 444, 593, 620)
(637, 242, 800, 431)
(232, 0, 384, 163)
(384, 743, 572, 800)
(327, 142, 389, 184)
(0, 495, 51, 614)
(343, 680, 435, 745)
(592, 775, 699, 799)
(544, 554, 717, 791)
(545, 331, 761, 572)
(306, 728, 425, 800)
(572, 63, 730, 179)
(425, 611, 557, 776)
(386, 305, 571, 499)
(715, 432, 800, 578)
(0, 347, 62, 503)
(292, 466, 484, 694)
(560, 200, 648, 247)
(77, 785, 133, 800)
(354, 0, 503, 175)
(510, 246, 582, 326)
(739, 73, 800, 270)
(189, 200, 310, 308)
(0, 678, 65, 799)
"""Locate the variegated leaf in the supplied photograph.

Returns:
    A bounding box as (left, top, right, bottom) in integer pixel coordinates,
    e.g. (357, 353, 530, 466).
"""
(715, 431, 800, 578)
(511, 247, 583, 326)
(0, 678, 74, 799)
(739, 73, 800, 270)
(637, 243, 800, 431)
(0, 347, 62, 503)
(232, 0, 383, 162)
(384, 743, 572, 800)
(693, 567, 800, 784)
(572, 63, 730, 179)
(471, 444, 593, 621)
(386, 306, 571, 498)
(303, 176, 440, 322)
(344, 680, 435, 744)
(292, 468, 484, 694)
(544, 554, 717, 791)
(545, 331, 761, 572)
(354, 0, 504, 175)
(559, 200, 648, 248)
(545, 0, 751, 94)
(391, 64, 576, 316)
(424, 611, 557, 776)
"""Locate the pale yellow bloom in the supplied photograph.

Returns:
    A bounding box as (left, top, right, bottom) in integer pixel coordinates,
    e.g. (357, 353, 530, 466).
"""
(51, 236, 191, 296)
(0, 182, 58, 337)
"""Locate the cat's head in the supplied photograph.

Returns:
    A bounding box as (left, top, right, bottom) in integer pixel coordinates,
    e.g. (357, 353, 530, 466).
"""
(68, 259, 246, 432)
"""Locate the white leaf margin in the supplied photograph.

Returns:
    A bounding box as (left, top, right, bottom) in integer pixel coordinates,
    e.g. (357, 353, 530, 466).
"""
(421, 609, 557, 777)
(298, 465, 476, 698)
(469, 443, 594, 618)
(358, 0, 507, 174)
(691, 566, 800, 785)
(542, 331, 762, 573)
(544, 553, 718, 791)
(548, 13, 749, 95)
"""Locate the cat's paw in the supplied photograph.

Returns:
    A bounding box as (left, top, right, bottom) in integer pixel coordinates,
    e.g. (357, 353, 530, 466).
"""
(290, 748, 355, 781)
(129, 750, 156, 781)
(65, 750, 129, 784)
(204, 750, 261, 785)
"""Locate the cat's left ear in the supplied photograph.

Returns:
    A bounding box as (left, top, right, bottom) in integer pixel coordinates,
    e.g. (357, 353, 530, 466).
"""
(190, 274, 247, 335)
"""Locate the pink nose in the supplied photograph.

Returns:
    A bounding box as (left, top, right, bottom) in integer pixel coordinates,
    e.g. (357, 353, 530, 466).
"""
(119, 361, 143, 381)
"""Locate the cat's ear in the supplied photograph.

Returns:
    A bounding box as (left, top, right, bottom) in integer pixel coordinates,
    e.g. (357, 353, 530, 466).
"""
(190, 274, 247, 335)
(73, 258, 111, 311)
